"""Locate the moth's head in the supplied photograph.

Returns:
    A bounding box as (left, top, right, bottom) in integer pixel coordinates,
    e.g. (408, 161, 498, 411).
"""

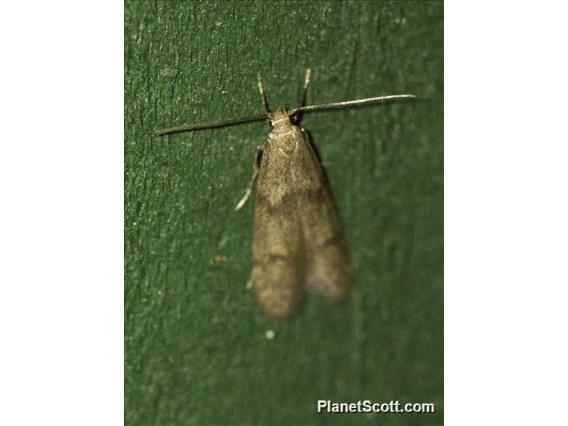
(268, 106, 301, 127)
(267, 106, 290, 126)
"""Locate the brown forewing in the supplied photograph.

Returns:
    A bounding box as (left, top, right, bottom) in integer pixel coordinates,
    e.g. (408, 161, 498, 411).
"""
(293, 129, 351, 304)
(250, 123, 351, 319)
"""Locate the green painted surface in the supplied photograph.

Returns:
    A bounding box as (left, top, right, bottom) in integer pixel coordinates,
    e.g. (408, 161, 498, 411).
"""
(125, 1, 443, 425)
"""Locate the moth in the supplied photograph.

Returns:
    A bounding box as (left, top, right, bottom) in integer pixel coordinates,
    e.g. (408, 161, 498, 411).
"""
(155, 69, 415, 319)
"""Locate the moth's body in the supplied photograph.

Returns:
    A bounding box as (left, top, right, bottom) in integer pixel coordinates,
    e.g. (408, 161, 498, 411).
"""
(250, 106, 351, 319)
(155, 68, 415, 320)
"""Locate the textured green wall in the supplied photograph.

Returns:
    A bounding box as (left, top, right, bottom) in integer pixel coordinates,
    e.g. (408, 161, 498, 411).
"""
(125, 1, 443, 425)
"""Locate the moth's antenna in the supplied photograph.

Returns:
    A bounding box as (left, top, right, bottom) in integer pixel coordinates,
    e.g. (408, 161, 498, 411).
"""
(154, 113, 267, 136)
(298, 68, 312, 108)
(290, 94, 416, 115)
(257, 72, 270, 114)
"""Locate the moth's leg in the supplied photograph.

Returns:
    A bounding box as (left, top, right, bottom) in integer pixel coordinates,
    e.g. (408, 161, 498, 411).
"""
(235, 146, 263, 211)
(298, 68, 312, 108)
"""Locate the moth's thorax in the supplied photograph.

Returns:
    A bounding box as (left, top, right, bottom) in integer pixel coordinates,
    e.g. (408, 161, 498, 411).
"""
(266, 106, 302, 154)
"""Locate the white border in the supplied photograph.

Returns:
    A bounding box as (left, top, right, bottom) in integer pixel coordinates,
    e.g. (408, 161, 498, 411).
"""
(1, 2, 567, 425)
(446, 2, 568, 425)
(0, 2, 123, 425)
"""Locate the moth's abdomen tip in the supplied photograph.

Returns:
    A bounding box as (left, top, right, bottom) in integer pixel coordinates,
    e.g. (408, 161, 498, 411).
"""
(260, 297, 302, 320)
(264, 308, 298, 320)
(322, 285, 352, 306)
(330, 287, 352, 305)
(254, 293, 303, 320)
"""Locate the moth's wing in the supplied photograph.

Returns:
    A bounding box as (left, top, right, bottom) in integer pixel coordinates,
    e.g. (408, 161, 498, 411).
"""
(250, 138, 306, 319)
(292, 130, 351, 303)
